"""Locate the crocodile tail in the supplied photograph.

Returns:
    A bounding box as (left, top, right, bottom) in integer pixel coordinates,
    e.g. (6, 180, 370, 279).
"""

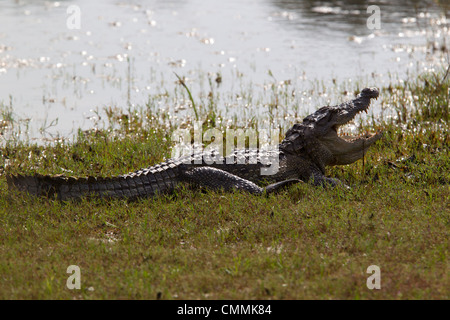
(6, 170, 178, 201)
(6, 174, 55, 198)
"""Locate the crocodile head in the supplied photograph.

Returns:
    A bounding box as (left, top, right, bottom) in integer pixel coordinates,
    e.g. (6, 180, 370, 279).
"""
(281, 87, 383, 165)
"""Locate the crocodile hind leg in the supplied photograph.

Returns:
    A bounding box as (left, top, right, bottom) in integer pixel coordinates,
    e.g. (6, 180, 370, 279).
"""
(179, 166, 301, 195)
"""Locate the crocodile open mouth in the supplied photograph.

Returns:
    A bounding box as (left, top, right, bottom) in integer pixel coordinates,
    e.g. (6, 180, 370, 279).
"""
(332, 126, 380, 143)
(332, 95, 380, 142)
(320, 92, 383, 164)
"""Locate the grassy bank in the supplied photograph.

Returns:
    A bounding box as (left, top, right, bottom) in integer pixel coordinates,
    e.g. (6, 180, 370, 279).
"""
(0, 70, 448, 299)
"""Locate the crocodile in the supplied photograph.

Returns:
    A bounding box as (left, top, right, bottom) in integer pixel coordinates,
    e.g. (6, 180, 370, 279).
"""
(6, 87, 382, 201)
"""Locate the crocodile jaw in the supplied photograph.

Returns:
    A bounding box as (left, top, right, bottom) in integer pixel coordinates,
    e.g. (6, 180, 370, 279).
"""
(320, 129, 383, 165)
(318, 88, 382, 165)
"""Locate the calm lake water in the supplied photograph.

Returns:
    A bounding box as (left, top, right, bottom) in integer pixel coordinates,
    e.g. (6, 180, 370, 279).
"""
(0, 0, 448, 142)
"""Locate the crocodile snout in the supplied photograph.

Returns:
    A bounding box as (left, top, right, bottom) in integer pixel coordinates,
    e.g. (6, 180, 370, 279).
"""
(360, 87, 379, 99)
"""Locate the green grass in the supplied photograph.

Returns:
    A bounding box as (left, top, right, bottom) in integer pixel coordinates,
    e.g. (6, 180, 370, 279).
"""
(0, 69, 448, 299)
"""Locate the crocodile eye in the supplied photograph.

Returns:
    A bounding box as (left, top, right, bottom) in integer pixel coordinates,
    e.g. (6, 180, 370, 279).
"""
(320, 110, 334, 123)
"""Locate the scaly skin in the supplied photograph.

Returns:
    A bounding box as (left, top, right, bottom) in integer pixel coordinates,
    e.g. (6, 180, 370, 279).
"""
(6, 87, 382, 200)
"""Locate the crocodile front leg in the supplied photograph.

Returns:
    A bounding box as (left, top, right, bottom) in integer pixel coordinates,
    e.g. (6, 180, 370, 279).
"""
(307, 164, 348, 188)
(179, 166, 301, 195)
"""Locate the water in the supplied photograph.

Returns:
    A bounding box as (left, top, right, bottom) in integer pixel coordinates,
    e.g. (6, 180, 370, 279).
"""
(0, 0, 448, 142)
